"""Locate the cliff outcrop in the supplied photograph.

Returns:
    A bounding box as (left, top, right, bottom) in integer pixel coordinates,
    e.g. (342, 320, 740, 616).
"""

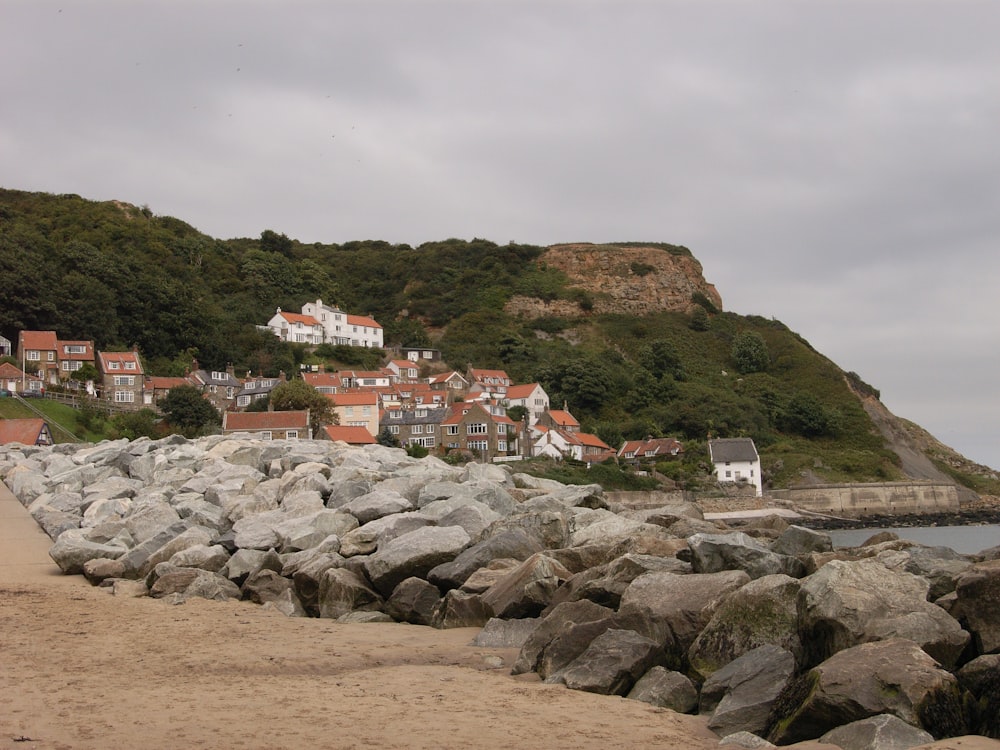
(505, 243, 723, 319)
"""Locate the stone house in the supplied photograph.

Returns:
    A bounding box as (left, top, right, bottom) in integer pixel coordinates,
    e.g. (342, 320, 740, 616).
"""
(222, 410, 311, 440)
(327, 392, 379, 437)
(380, 405, 449, 451)
(97, 349, 144, 408)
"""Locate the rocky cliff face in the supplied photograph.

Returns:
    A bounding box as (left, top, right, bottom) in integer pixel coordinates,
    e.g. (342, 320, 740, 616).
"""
(504, 243, 723, 319)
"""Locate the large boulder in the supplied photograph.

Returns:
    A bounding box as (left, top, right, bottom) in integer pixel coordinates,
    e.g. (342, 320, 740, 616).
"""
(700, 645, 796, 738)
(385, 577, 442, 625)
(626, 666, 698, 714)
(766, 639, 967, 744)
(956, 654, 1000, 738)
(688, 574, 803, 680)
(546, 628, 663, 696)
(241, 569, 307, 617)
(953, 559, 1000, 655)
(341, 488, 414, 525)
(317, 567, 383, 619)
(512, 599, 615, 676)
(547, 553, 689, 611)
(480, 553, 573, 619)
(617, 569, 750, 669)
(798, 558, 970, 668)
(818, 714, 934, 750)
(48, 528, 127, 574)
(771, 525, 833, 557)
(364, 525, 471, 596)
(687, 531, 805, 579)
(427, 529, 543, 591)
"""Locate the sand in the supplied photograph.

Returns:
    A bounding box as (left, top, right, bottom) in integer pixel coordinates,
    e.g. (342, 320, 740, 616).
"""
(2, 484, 997, 750)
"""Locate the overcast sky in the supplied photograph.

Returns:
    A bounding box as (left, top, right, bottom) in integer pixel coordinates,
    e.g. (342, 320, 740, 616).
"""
(3, 1, 998, 470)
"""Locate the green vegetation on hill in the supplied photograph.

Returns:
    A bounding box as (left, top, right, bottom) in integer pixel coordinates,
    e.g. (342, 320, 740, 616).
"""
(0, 188, 919, 488)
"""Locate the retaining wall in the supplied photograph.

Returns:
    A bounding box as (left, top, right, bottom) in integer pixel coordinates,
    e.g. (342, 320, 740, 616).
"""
(770, 481, 959, 517)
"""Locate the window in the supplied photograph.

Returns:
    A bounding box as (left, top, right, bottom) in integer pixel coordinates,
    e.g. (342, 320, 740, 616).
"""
(467, 423, 488, 435)
(497, 440, 508, 452)
(64, 345, 87, 354)
(344, 406, 354, 416)
(446, 425, 459, 435)
(426, 424, 436, 433)
(114, 391, 135, 403)
(113, 375, 135, 386)
(26, 350, 40, 361)
(412, 424, 423, 434)
(61, 360, 83, 372)
(108, 361, 120, 370)
(415, 409, 427, 418)
(349, 421, 367, 428)
(260, 431, 272, 440)
(362, 406, 371, 416)
(389, 425, 399, 434)
(286, 430, 298, 440)
(47, 351, 55, 361)
(469, 440, 488, 452)
(725, 470, 732, 478)
(124, 361, 136, 370)
(226, 387, 235, 398)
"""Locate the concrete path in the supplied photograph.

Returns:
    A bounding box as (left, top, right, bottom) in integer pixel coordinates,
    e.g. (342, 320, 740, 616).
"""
(0, 481, 66, 585)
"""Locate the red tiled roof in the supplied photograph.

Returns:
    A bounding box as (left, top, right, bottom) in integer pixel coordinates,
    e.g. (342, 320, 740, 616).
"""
(98, 351, 144, 373)
(144, 376, 190, 391)
(546, 410, 579, 427)
(576, 432, 612, 449)
(223, 411, 309, 431)
(504, 383, 541, 400)
(323, 425, 376, 444)
(328, 392, 378, 406)
(279, 311, 322, 327)
(0, 418, 48, 446)
(0, 362, 27, 379)
(57, 340, 95, 360)
(18, 331, 58, 351)
(346, 314, 382, 329)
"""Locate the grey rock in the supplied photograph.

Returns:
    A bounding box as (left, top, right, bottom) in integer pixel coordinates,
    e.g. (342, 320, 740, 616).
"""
(701, 645, 796, 737)
(471, 617, 542, 648)
(771, 525, 833, 557)
(385, 576, 442, 625)
(819, 714, 934, 750)
(625, 666, 698, 713)
(953, 558, 1000, 655)
(427, 529, 544, 590)
(317, 567, 383, 619)
(688, 531, 805, 580)
(432, 589, 491, 629)
(480, 553, 573, 619)
(512, 599, 615, 676)
(547, 628, 662, 696)
(48, 529, 127, 574)
(364, 525, 471, 596)
(242, 569, 307, 617)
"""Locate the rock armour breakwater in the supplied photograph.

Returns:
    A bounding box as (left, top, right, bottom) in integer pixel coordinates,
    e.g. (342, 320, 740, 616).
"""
(3, 434, 999, 744)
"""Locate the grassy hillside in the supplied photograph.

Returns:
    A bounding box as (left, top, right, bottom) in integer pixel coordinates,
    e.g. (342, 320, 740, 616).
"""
(0, 188, 939, 489)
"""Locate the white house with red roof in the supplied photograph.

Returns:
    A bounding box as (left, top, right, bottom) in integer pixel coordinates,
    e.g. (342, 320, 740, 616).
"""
(532, 424, 613, 464)
(97, 349, 144, 408)
(0, 362, 44, 395)
(300, 298, 383, 348)
(537, 407, 580, 434)
(428, 370, 469, 394)
(503, 383, 549, 426)
(265, 309, 325, 344)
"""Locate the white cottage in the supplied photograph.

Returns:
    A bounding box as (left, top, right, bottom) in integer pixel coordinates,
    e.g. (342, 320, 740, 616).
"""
(708, 438, 763, 496)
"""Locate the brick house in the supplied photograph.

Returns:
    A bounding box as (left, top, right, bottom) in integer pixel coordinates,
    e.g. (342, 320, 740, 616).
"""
(188, 363, 241, 412)
(17, 330, 59, 384)
(0, 418, 53, 446)
(440, 401, 518, 460)
(0, 362, 44, 395)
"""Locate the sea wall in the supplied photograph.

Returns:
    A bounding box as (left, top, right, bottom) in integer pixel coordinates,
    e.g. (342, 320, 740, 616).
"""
(770, 481, 959, 517)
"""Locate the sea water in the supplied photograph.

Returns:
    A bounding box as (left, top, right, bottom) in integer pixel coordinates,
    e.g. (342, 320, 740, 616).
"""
(827, 524, 1000, 555)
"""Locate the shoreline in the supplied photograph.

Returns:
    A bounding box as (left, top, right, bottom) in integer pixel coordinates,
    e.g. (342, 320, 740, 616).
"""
(788, 507, 1000, 532)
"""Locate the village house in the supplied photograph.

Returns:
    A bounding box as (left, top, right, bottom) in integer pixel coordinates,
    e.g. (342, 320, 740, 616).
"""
(398, 346, 441, 362)
(385, 359, 420, 382)
(0, 418, 53, 446)
(503, 382, 550, 426)
(708, 437, 763, 496)
(299, 299, 384, 348)
(338, 370, 391, 389)
(143, 376, 192, 409)
(301, 370, 343, 395)
(618, 437, 684, 464)
(0, 335, 11, 357)
(467, 367, 512, 398)
(187, 363, 241, 412)
(536, 406, 580, 434)
(440, 401, 517, 460)
(235, 373, 285, 409)
(327, 392, 379, 437)
(222, 410, 311, 440)
(532, 425, 614, 464)
(16, 330, 59, 385)
(321, 424, 376, 445)
(427, 370, 469, 394)
(380, 404, 449, 451)
(264, 309, 325, 345)
(0, 362, 44, 395)
(97, 349, 144, 408)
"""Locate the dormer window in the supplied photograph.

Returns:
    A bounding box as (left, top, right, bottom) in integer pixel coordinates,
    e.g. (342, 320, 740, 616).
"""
(124, 361, 136, 370)
(108, 361, 120, 370)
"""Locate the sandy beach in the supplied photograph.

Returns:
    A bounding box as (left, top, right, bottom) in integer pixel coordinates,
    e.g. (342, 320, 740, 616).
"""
(2, 483, 997, 750)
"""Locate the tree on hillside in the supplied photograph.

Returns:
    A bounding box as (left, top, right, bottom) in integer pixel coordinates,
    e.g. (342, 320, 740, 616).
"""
(158, 385, 221, 437)
(268, 378, 336, 436)
(731, 331, 770, 374)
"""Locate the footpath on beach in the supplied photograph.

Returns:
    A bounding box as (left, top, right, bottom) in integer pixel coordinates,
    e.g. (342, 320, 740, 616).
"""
(0, 480, 65, 586)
